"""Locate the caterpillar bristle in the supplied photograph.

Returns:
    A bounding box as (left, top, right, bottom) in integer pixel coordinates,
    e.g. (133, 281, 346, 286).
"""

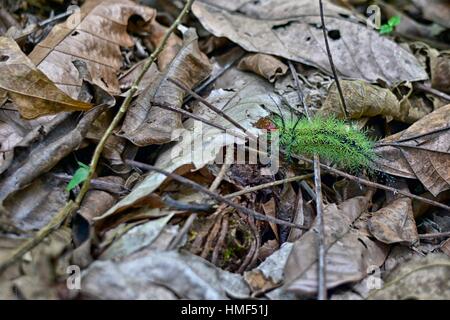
(273, 116, 375, 171)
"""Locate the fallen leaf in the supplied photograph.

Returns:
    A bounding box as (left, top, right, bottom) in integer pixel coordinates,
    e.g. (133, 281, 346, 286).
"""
(283, 196, 388, 296)
(0, 107, 105, 209)
(320, 80, 427, 123)
(412, 0, 450, 28)
(375, 104, 450, 196)
(99, 214, 174, 261)
(192, 0, 427, 85)
(368, 254, 450, 300)
(119, 28, 212, 146)
(0, 37, 92, 119)
(28, 0, 155, 98)
(368, 197, 419, 245)
(237, 53, 288, 83)
(82, 250, 250, 299)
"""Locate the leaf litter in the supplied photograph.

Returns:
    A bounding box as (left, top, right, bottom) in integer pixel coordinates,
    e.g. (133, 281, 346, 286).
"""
(0, 0, 449, 301)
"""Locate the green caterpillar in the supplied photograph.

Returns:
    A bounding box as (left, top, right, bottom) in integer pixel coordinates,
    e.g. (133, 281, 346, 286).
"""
(272, 116, 375, 172)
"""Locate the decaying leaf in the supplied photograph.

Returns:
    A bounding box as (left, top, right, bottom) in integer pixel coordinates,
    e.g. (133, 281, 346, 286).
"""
(375, 104, 450, 196)
(119, 28, 211, 146)
(283, 196, 388, 296)
(0, 107, 105, 209)
(237, 53, 288, 83)
(368, 197, 419, 245)
(412, 0, 450, 29)
(368, 254, 450, 300)
(0, 37, 92, 119)
(192, 0, 427, 85)
(320, 80, 428, 123)
(82, 250, 250, 299)
(28, 0, 155, 98)
(99, 214, 174, 261)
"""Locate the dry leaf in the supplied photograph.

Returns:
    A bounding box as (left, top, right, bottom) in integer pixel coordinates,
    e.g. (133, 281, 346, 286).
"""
(412, 0, 450, 28)
(192, 0, 427, 85)
(368, 197, 419, 245)
(237, 53, 288, 83)
(368, 254, 450, 300)
(119, 28, 212, 146)
(283, 196, 388, 296)
(0, 37, 92, 119)
(375, 104, 450, 196)
(82, 250, 250, 299)
(320, 80, 426, 123)
(0, 107, 105, 209)
(28, 0, 155, 98)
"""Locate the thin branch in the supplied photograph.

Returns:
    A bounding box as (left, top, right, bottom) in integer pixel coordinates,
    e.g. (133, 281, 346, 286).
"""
(168, 77, 258, 140)
(224, 173, 313, 199)
(126, 160, 307, 230)
(415, 83, 450, 102)
(319, 0, 348, 119)
(419, 231, 450, 240)
(0, 0, 196, 274)
(292, 153, 450, 212)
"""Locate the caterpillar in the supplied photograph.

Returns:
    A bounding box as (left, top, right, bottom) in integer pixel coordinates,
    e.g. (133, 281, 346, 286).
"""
(271, 116, 375, 172)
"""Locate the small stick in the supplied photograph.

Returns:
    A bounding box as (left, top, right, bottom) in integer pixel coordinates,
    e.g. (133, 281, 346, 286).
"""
(415, 83, 450, 102)
(319, 0, 348, 119)
(419, 231, 450, 240)
(126, 160, 307, 230)
(224, 173, 313, 199)
(292, 153, 450, 212)
(168, 77, 258, 140)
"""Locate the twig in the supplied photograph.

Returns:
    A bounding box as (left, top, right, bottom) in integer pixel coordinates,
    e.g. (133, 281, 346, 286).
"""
(288, 61, 310, 119)
(292, 153, 450, 212)
(168, 77, 258, 140)
(419, 231, 450, 240)
(319, 0, 348, 119)
(414, 83, 450, 102)
(0, 0, 196, 274)
(51, 173, 128, 195)
(211, 213, 229, 265)
(224, 173, 313, 199)
(314, 155, 327, 300)
(126, 160, 307, 230)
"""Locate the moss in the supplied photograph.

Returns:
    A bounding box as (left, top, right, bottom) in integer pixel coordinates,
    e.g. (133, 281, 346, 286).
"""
(273, 116, 375, 171)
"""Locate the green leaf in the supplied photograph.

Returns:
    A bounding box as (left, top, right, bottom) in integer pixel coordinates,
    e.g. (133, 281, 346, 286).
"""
(388, 16, 401, 27)
(66, 162, 90, 192)
(379, 24, 393, 34)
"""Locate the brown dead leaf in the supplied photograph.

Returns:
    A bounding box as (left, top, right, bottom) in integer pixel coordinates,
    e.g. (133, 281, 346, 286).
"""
(0, 107, 105, 210)
(0, 37, 92, 119)
(119, 28, 212, 146)
(237, 53, 288, 83)
(192, 0, 427, 85)
(368, 197, 419, 246)
(368, 254, 450, 300)
(283, 196, 388, 296)
(412, 0, 450, 29)
(28, 0, 155, 98)
(320, 80, 427, 123)
(375, 104, 450, 196)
